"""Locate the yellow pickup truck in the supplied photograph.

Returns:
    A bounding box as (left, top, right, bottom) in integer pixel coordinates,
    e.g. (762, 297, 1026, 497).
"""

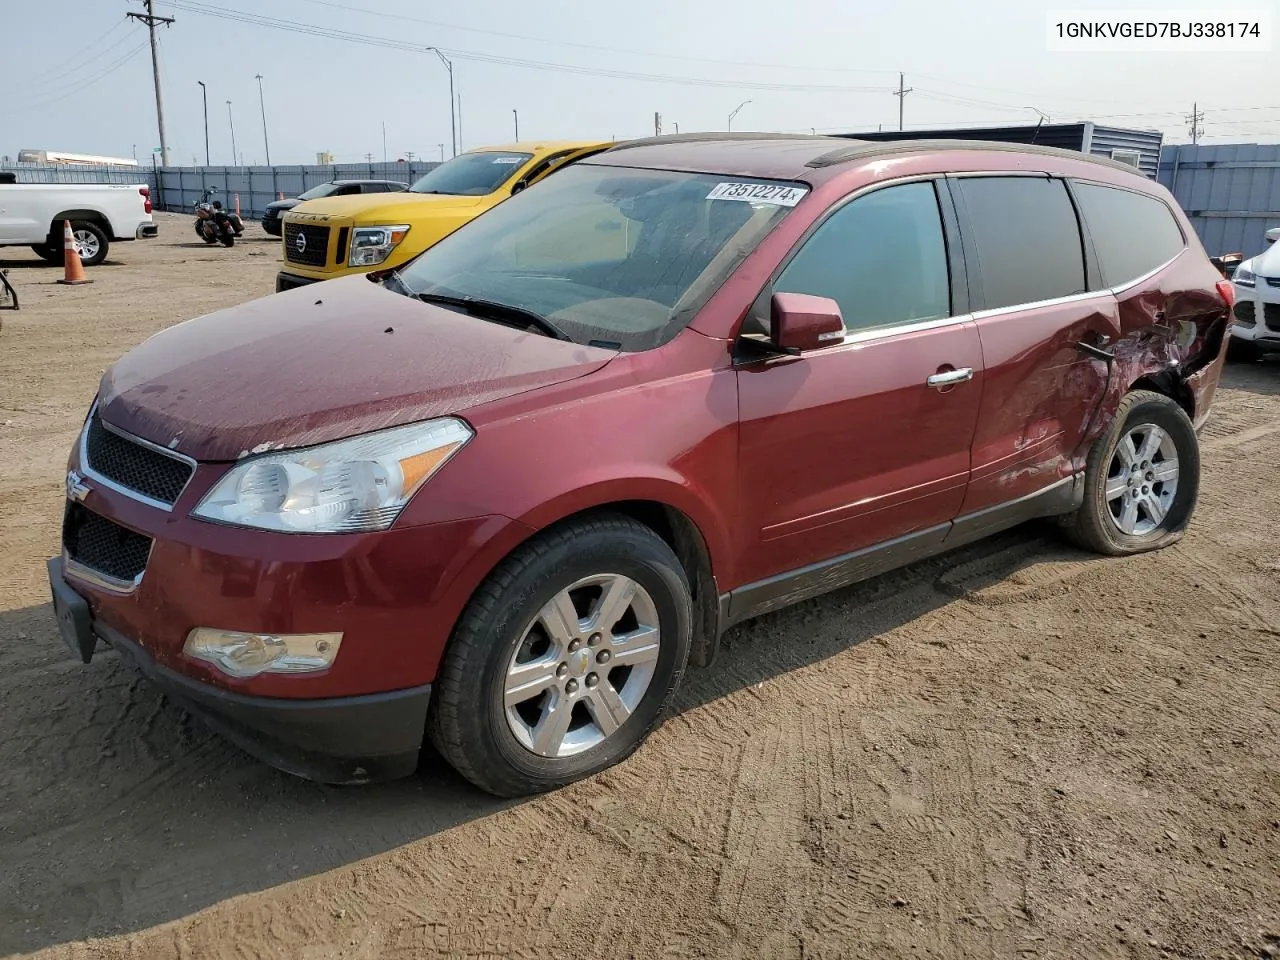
(275, 139, 612, 291)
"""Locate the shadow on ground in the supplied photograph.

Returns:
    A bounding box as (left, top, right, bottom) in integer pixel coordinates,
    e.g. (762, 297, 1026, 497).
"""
(0, 523, 1099, 955)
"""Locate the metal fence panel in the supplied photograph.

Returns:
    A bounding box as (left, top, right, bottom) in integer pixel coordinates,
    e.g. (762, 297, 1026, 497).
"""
(0, 162, 439, 220)
(1158, 142, 1280, 256)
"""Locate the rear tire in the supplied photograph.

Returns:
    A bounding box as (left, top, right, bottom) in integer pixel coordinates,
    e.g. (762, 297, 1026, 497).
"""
(1058, 390, 1200, 556)
(68, 221, 109, 266)
(219, 233, 235, 248)
(429, 514, 693, 798)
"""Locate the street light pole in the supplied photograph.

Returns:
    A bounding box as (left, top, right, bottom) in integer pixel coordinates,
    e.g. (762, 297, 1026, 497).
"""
(728, 100, 751, 132)
(427, 48, 457, 157)
(437, 143, 444, 162)
(513, 108, 519, 140)
(196, 81, 209, 165)
(255, 73, 271, 165)
(226, 99, 237, 167)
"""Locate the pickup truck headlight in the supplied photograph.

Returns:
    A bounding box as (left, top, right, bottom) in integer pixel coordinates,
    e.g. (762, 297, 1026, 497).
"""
(1233, 265, 1256, 288)
(192, 418, 472, 533)
(349, 224, 411, 266)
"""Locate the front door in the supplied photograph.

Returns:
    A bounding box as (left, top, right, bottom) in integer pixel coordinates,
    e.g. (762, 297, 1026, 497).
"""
(734, 180, 983, 591)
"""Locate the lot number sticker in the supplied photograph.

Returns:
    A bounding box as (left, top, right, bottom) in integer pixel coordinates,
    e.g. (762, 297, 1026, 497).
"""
(706, 182, 807, 206)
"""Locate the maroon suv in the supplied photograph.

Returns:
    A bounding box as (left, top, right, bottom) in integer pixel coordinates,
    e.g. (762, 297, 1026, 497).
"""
(48, 135, 1234, 797)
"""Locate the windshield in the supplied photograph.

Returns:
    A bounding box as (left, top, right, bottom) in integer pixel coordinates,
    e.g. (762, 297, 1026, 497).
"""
(394, 163, 808, 351)
(409, 152, 533, 196)
(297, 183, 341, 201)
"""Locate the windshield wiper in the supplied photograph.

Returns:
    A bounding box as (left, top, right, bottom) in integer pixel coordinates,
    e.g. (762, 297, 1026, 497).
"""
(413, 292, 572, 342)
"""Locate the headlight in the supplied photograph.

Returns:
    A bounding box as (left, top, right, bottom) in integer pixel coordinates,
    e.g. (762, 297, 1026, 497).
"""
(192, 418, 472, 533)
(349, 224, 410, 266)
(1234, 266, 1256, 288)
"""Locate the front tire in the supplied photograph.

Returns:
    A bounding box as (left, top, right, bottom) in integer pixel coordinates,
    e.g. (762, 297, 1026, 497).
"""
(1059, 390, 1200, 556)
(429, 515, 693, 798)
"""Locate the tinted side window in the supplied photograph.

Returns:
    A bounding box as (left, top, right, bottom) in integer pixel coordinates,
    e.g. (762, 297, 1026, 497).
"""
(337, 184, 361, 196)
(774, 181, 950, 333)
(954, 177, 1085, 310)
(1072, 182, 1185, 287)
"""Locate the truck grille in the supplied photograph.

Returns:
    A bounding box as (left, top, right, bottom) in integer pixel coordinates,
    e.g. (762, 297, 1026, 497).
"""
(63, 502, 153, 585)
(284, 222, 330, 267)
(84, 412, 193, 506)
(1264, 276, 1280, 288)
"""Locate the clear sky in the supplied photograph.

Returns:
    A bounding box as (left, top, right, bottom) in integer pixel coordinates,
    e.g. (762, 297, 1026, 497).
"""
(2, 0, 1276, 166)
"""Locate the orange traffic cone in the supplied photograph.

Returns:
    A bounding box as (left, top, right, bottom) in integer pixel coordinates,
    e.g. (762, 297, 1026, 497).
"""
(57, 220, 92, 286)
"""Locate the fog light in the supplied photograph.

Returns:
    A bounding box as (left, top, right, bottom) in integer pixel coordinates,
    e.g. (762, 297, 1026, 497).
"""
(184, 628, 342, 678)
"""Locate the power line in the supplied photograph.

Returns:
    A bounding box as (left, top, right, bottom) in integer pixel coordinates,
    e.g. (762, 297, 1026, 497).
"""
(0, 24, 137, 98)
(0, 40, 151, 117)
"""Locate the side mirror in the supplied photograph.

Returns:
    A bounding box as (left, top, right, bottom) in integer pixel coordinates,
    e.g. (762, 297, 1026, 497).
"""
(1265, 227, 1278, 245)
(771, 292, 846, 351)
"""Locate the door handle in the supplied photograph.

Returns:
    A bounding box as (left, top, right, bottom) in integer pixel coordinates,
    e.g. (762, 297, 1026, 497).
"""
(926, 367, 974, 388)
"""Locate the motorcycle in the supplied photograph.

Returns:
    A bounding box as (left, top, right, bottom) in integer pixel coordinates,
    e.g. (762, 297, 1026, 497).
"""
(193, 187, 244, 247)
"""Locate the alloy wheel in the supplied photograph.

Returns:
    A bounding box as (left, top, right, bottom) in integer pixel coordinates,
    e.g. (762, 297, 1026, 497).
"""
(504, 573, 661, 758)
(1105, 423, 1179, 536)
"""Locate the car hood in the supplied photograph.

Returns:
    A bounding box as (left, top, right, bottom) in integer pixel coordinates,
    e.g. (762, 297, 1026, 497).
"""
(264, 198, 300, 213)
(289, 192, 490, 222)
(1244, 242, 1280, 278)
(97, 276, 618, 461)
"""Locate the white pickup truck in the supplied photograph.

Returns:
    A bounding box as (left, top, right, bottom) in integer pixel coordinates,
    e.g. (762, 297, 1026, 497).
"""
(0, 175, 158, 266)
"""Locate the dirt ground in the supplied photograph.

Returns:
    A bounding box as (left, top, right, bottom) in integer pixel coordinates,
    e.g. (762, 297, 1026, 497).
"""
(0, 213, 1277, 960)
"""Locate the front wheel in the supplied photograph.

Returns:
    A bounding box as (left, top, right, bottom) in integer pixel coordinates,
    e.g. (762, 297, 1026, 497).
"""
(1059, 390, 1200, 556)
(429, 515, 693, 797)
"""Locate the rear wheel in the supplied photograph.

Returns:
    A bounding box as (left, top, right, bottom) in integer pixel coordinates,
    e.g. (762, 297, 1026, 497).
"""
(429, 515, 693, 797)
(219, 232, 235, 248)
(1059, 390, 1200, 556)
(68, 221, 109, 266)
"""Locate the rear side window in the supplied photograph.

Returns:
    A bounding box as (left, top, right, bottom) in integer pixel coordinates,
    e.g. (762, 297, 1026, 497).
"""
(954, 177, 1085, 311)
(1071, 182, 1185, 287)
(773, 181, 950, 333)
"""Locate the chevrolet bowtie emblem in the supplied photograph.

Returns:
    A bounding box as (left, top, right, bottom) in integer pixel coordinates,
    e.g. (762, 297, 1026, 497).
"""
(66, 469, 90, 503)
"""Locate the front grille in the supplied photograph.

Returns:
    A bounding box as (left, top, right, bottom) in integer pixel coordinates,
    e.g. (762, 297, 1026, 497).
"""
(1234, 302, 1256, 326)
(63, 502, 153, 584)
(84, 413, 193, 506)
(284, 222, 329, 267)
(1265, 303, 1280, 332)
(1264, 276, 1280, 288)
(335, 226, 350, 265)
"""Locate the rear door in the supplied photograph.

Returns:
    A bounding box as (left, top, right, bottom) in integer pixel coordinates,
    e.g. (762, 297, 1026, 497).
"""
(733, 179, 983, 588)
(948, 174, 1120, 514)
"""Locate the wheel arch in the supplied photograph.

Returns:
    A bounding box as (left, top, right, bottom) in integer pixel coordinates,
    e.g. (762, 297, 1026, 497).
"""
(1127, 369, 1195, 421)
(47, 210, 114, 240)
(509, 497, 725, 669)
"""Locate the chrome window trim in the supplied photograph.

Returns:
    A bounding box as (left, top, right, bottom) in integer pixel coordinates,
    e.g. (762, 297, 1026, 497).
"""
(971, 288, 1114, 321)
(945, 170, 1051, 179)
(78, 402, 198, 513)
(63, 550, 146, 595)
(834, 312, 975, 347)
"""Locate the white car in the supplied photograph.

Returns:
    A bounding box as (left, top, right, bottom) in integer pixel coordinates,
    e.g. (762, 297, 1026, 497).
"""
(0, 177, 157, 266)
(1228, 228, 1280, 360)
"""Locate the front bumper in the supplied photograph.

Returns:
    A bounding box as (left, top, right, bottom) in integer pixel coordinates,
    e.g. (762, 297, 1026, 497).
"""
(1228, 292, 1280, 348)
(261, 216, 282, 236)
(48, 556, 431, 783)
(276, 270, 322, 292)
(136, 222, 159, 240)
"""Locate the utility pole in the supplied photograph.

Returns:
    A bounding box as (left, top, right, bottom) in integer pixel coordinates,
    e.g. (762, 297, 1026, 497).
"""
(512, 109, 519, 140)
(673, 121, 679, 134)
(226, 100, 238, 167)
(381, 121, 387, 163)
(1186, 102, 1204, 145)
(127, 0, 174, 166)
(365, 152, 374, 163)
(893, 72, 912, 131)
(255, 74, 271, 165)
(196, 81, 209, 165)
(427, 48, 457, 157)
(406, 150, 416, 162)
(437, 143, 444, 162)
(655, 112, 662, 136)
